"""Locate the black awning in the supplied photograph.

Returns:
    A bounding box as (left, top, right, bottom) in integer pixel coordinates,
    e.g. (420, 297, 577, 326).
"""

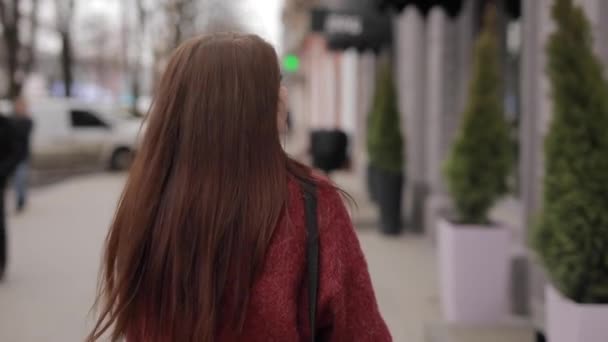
(311, 7, 391, 52)
(375, 0, 520, 19)
(505, 0, 521, 19)
(374, 0, 464, 17)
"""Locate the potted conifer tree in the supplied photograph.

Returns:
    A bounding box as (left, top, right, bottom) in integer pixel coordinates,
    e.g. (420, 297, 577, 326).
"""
(367, 62, 404, 235)
(533, 1, 608, 341)
(438, 5, 512, 323)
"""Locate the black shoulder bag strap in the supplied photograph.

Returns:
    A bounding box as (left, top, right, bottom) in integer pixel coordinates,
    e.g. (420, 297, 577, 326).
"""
(302, 182, 319, 342)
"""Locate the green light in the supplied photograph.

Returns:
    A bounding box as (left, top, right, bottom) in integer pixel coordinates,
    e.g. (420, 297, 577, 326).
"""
(283, 54, 300, 73)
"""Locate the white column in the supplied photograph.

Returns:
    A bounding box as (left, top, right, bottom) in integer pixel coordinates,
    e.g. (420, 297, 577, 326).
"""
(425, 8, 447, 194)
(340, 49, 358, 135)
(521, 0, 553, 222)
(520, 0, 554, 332)
(307, 35, 326, 129)
(395, 6, 428, 227)
(320, 53, 338, 129)
(420, 2, 476, 235)
(357, 53, 376, 125)
(396, 7, 427, 189)
(285, 79, 309, 156)
(425, 5, 475, 195)
(356, 52, 376, 171)
(450, 0, 475, 157)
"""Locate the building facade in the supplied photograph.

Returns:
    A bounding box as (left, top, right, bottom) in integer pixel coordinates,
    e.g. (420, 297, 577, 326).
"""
(282, 0, 608, 335)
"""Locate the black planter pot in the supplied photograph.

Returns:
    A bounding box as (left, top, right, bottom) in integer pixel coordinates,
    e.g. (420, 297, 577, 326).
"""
(0, 188, 6, 280)
(310, 129, 349, 174)
(0, 222, 5, 280)
(376, 168, 404, 235)
(367, 164, 380, 203)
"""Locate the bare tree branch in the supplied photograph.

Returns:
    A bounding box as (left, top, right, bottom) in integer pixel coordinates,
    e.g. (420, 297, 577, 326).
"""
(23, 0, 40, 74)
(11, 0, 19, 26)
(0, 1, 6, 26)
(55, 0, 75, 33)
(54, 0, 75, 96)
(136, 0, 146, 27)
(1, 0, 40, 98)
(126, 0, 150, 114)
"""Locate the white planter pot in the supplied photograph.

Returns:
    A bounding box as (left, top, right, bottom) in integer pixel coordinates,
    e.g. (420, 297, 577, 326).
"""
(437, 219, 510, 324)
(546, 284, 608, 342)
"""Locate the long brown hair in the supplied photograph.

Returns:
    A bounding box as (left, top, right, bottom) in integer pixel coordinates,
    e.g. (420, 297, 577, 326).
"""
(88, 33, 312, 342)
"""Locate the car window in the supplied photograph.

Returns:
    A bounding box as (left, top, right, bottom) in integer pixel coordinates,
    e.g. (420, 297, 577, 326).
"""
(70, 110, 108, 128)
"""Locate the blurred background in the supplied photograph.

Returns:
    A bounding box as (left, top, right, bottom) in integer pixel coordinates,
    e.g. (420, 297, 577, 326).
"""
(1, 0, 607, 341)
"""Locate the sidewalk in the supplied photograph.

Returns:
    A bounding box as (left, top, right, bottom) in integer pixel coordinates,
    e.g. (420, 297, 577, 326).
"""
(0, 172, 441, 342)
(332, 171, 535, 342)
(358, 230, 440, 342)
(0, 174, 124, 342)
(332, 171, 441, 342)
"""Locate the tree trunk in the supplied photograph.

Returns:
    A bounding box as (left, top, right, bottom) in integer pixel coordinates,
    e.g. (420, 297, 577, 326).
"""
(23, 0, 39, 75)
(130, 0, 147, 116)
(173, 22, 182, 49)
(2, 0, 39, 99)
(6, 28, 21, 100)
(131, 62, 141, 115)
(7, 57, 20, 100)
(60, 32, 74, 97)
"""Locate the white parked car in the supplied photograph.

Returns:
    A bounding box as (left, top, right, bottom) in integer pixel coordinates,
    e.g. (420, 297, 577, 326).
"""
(0, 99, 12, 114)
(29, 98, 143, 170)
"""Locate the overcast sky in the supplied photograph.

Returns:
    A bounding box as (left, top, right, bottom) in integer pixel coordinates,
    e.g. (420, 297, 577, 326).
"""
(240, 0, 284, 50)
(44, 0, 285, 51)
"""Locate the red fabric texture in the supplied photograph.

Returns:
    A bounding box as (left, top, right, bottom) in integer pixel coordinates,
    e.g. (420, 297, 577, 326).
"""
(129, 178, 391, 341)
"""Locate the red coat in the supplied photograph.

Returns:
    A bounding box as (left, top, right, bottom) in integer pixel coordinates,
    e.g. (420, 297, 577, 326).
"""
(130, 178, 391, 341)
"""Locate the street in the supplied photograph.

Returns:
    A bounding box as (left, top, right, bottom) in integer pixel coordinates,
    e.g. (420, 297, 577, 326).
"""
(0, 174, 122, 342)
(0, 173, 440, 342)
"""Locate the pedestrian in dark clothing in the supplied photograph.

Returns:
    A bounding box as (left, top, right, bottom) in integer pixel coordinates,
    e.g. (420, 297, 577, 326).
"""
(0, 113, 20, 280)
(12, 97, 33, 212)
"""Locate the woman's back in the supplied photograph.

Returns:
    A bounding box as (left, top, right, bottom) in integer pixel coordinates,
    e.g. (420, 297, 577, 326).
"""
(88, 33, 390, 342)
(127, 177, 390, 341)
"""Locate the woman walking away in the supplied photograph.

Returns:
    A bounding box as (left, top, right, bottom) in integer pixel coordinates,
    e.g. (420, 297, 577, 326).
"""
(88, 33, 391, 342)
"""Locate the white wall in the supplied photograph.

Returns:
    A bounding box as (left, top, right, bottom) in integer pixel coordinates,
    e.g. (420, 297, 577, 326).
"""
(340, 49, 358, 135)
(307, 35, 325, 129)
(395, 7, 427, 190)
(321, 53, 339, 128)
(356, 52, 376, 169)
(520, 0, 555, 331)
(425, 8, 447, 193)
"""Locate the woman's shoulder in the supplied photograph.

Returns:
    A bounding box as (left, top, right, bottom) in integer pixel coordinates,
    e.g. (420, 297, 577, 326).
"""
(287, 171, 343, 207)
(287, 171, 352, 237)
